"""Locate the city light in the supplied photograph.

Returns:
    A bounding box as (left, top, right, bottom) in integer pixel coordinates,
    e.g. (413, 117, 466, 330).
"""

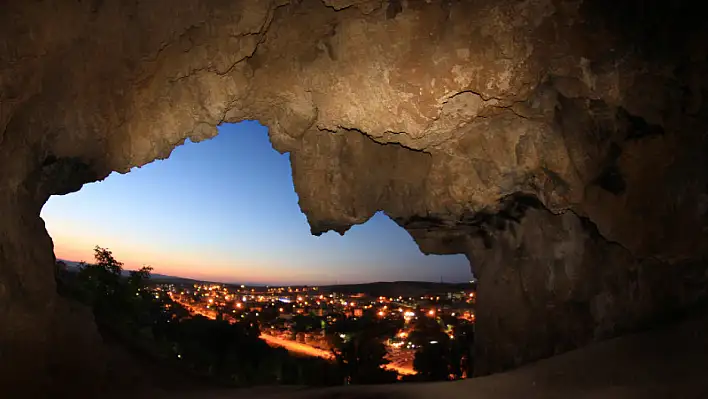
(167, 282, 474, 381)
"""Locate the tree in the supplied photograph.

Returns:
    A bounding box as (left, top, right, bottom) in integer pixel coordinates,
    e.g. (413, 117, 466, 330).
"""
(327, 315, 398, 384)
(72, 246, 156, 334)
(331, 333, 396, 384)
(413, 332, 452, 381)
(410, 315, 453, 381)
(128, 265, 153, 289)
(93, 245, 123, 275)
(292, 314, 322, 334)
(74, 246, 124, 306)
(452, 322, 475, 378)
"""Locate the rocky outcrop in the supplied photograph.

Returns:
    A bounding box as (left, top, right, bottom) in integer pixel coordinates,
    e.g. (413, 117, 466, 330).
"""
(1, 0, 707, 392)
(403, 194, 708, 374)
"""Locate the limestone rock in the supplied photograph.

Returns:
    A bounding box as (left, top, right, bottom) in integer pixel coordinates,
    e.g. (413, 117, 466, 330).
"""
(1, 0, 707, 390)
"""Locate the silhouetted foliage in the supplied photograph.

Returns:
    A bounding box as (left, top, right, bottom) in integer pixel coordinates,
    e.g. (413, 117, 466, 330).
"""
(454, 322, 475, 377)
(332, 335, 397, 384)
(410, 316, 475, 381)
(292, 314, 323, 333)
(326, 314, 398, 384)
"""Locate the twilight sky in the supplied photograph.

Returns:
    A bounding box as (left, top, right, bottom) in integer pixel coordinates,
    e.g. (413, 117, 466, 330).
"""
(41, 121, 470, 285)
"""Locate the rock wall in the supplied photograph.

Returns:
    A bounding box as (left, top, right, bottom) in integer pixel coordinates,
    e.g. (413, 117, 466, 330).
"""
(1, 0, 707, 391)
(405, 194, 708, 375)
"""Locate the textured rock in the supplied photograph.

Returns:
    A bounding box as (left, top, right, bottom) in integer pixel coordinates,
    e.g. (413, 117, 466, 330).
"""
(1, 0, 707, 391)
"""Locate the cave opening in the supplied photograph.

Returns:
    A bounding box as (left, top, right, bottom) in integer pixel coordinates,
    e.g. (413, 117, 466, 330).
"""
(40, 120, 474, 389)
(42, 121, 471, 284)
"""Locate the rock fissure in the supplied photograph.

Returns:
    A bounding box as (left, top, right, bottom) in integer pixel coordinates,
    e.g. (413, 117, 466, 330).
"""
(443, 89, 504, 105)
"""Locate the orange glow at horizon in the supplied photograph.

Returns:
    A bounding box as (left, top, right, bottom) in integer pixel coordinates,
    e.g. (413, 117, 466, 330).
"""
(51, 238, 299, 284)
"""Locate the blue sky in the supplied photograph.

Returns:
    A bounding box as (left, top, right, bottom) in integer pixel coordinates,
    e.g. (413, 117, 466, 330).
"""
(41, 121, 470, 285)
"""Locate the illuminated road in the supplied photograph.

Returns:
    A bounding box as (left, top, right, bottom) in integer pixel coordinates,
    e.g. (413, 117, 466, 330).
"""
(169, 293, 416, 375)
(259, 333, 334, 359)
(382, 361, 416, 375)
(260, 334, 415, 375)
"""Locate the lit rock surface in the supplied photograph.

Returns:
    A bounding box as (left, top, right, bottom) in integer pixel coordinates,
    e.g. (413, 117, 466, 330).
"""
(1, 0, 707, 395)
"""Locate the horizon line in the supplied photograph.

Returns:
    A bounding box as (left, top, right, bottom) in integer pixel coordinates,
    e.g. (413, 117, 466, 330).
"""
(56, 257, 475, 286)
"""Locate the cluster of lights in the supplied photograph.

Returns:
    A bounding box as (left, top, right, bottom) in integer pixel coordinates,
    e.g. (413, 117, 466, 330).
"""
(168, 283, 478, 377)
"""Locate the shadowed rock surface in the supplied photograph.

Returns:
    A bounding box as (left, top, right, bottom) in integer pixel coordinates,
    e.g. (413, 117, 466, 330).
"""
(1, 0, 707, 396)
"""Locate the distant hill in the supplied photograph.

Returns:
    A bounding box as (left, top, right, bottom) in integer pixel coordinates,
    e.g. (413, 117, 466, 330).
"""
(318, 281, 475, 298)
(57, 259, 198, 284)
(57, 260, 474, 291)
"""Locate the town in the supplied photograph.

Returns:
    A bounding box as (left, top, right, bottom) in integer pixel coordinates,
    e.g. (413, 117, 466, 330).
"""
(158, 281, 477, 379)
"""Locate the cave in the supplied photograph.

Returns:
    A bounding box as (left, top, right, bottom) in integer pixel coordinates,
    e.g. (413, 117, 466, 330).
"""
(2, 0, 707, 397)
